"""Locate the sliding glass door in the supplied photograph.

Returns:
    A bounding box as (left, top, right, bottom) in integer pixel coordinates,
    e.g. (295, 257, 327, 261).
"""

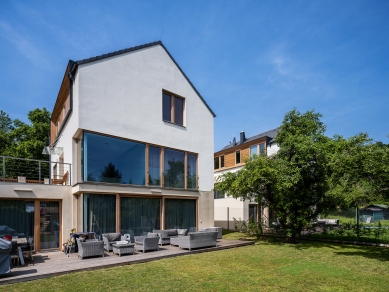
(83, 194, 116, 235)
(120, 197, 161, 236)
(165, 199, 196, 231)
(40, 201, 60, 249)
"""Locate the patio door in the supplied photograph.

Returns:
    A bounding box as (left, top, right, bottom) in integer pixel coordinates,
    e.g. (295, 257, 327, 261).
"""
(40, 202, 60, 249)
(249, 204, 258, 223)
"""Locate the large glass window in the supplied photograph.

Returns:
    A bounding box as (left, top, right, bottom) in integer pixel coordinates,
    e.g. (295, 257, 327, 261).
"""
(120, 197, 161, 236)
(149, 146, 161, 186)
(164, 149, 185, 188)
(0, 200, 34, 244)
(40, 202, 60, 249)
(187, 154, 197, 189)
(259, 143, 265, 156)
(250, 145, 258, 157)
(83, 132, 146, 185)
(83, 194, 116, 235)
(165, 199, 196, 231)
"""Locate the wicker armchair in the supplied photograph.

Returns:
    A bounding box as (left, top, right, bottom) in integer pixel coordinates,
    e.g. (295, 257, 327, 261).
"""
(134, 236, 160, 253)
(76, 238, 104, 259)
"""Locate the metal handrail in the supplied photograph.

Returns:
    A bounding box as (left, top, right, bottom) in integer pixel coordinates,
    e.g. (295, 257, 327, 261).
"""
(0, 155, 72, 185)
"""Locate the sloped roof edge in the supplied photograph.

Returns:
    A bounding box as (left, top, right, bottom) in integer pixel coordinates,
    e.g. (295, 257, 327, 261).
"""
(217, 128, 278, 153)
(70, 40, 216, 117)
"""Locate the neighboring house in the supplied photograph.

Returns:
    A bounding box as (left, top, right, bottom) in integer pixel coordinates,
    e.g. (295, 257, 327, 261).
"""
(0, 41, 216, 251)
(360, 204, 389, 223)
(213, 129, 278, 230)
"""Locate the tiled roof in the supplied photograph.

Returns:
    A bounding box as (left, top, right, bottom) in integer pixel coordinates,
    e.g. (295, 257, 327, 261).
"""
(218, 128, 278, 152)
(70, 41, 216, 117)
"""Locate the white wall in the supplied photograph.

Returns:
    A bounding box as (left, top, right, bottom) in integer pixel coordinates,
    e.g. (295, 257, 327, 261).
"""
(74, 45, 214, 191)
(267, 143, 279, 156)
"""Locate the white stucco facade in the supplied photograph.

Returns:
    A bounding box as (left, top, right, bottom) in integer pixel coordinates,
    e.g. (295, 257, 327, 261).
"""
(57, 45, 214, 191)
(0, 42, 216, 252)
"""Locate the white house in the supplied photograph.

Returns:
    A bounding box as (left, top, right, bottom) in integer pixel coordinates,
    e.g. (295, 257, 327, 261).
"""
(213, 129, 279, 230)
(0, 41, 216, 251)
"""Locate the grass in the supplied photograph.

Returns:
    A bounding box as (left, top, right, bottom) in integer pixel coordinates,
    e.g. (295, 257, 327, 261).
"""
(2, 234, 389, 291)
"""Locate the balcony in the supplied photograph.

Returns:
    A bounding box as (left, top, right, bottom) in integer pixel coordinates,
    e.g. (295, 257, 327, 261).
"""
(0, 156, 71, 186)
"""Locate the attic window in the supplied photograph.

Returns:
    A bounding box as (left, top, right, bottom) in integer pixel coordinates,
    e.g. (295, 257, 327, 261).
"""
(163, 91, 185, 126)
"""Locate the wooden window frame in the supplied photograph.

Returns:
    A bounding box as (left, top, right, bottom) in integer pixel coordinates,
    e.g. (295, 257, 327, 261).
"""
(214, 155, 225, 170)
(162, 90, 185, 127)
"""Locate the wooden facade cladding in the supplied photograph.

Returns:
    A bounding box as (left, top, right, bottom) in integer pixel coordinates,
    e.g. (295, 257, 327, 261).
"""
(50, 64, 71, 145)
(214, 136, 267, 172)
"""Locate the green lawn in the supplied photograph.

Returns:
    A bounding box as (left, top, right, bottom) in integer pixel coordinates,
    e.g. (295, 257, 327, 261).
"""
(2, 234, 389, 291)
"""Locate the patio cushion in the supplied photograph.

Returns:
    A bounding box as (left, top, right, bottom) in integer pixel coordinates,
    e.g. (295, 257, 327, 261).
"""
(166, 230, 178, 236)
(177, 229, 188, 235)
(147, 233, 159, 237)
(102, 233, 121, 242)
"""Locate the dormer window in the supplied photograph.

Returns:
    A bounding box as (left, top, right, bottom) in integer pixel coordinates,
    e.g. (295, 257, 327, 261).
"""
(163, 91, 185, 126)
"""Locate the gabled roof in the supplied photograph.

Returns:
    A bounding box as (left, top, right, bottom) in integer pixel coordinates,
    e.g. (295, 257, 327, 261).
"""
(67, 40, 216, 117)
(362, 204, 388, 210)
(218, 128, 278, 152)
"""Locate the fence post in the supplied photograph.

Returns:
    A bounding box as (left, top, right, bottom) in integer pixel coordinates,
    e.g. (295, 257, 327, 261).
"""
(356, 206, 360, 242)
(2, 156, 5, 181)
(39, 161, 41, 183)
(227, 207, 229, 230)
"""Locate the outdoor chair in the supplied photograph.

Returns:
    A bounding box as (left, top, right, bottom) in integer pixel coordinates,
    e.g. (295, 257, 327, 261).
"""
(52, 171, 69, 185)
(20, 237, 34, 262)
(76, 238, 104, 259)
(9, 242, 20, 267)
(134, 235, 159, 253)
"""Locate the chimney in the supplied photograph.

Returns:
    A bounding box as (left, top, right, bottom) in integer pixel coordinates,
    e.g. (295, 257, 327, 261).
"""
(240, 131, 246, 145)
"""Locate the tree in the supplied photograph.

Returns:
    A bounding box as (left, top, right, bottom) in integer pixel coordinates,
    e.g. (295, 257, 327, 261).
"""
(99, 162, 122, 183)
(164, 159, 185, 188)
(328, 134, 389, 208)
(217, 109, 338, 243)
(0, 110, 14, 155)
(3, 108, 51, 160)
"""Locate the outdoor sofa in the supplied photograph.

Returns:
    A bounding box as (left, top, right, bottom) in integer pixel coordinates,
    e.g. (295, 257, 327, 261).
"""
(201, 227, 222, 239)
(178, 231, 218, 251)
(102, 233, 130, 252)
(153, 229, 188, 245)
(134, 234, 160, 253)
(76, 238, 104, 259)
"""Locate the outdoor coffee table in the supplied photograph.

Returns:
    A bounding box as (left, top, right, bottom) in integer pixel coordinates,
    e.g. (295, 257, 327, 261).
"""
(112, 243, 135, 256)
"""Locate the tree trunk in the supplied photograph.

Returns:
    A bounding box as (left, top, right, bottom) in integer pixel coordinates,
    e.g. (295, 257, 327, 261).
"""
(286, 232, 297, 244)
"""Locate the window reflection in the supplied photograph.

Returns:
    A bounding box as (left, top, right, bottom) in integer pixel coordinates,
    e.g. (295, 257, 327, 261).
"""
(83, 132, 145, 185)
(149, 146, 161, 186)
(187, 154, 197, 189)
(164, 149, 185, 188)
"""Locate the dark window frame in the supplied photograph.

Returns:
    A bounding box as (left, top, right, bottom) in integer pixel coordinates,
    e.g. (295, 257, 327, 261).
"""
(236, 150, 241, 164)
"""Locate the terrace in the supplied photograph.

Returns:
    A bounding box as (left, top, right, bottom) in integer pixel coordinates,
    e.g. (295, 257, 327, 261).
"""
(0, 156, 71, 186)
(0, 238, 252, 285)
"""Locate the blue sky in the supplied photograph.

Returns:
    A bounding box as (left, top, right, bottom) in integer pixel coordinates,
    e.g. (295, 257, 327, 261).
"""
(0, 1, 388, 151)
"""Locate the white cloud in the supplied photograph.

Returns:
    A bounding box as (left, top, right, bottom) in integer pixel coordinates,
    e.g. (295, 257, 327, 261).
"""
(263, 43, 336, 100)
(0, 21, 50, 67)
